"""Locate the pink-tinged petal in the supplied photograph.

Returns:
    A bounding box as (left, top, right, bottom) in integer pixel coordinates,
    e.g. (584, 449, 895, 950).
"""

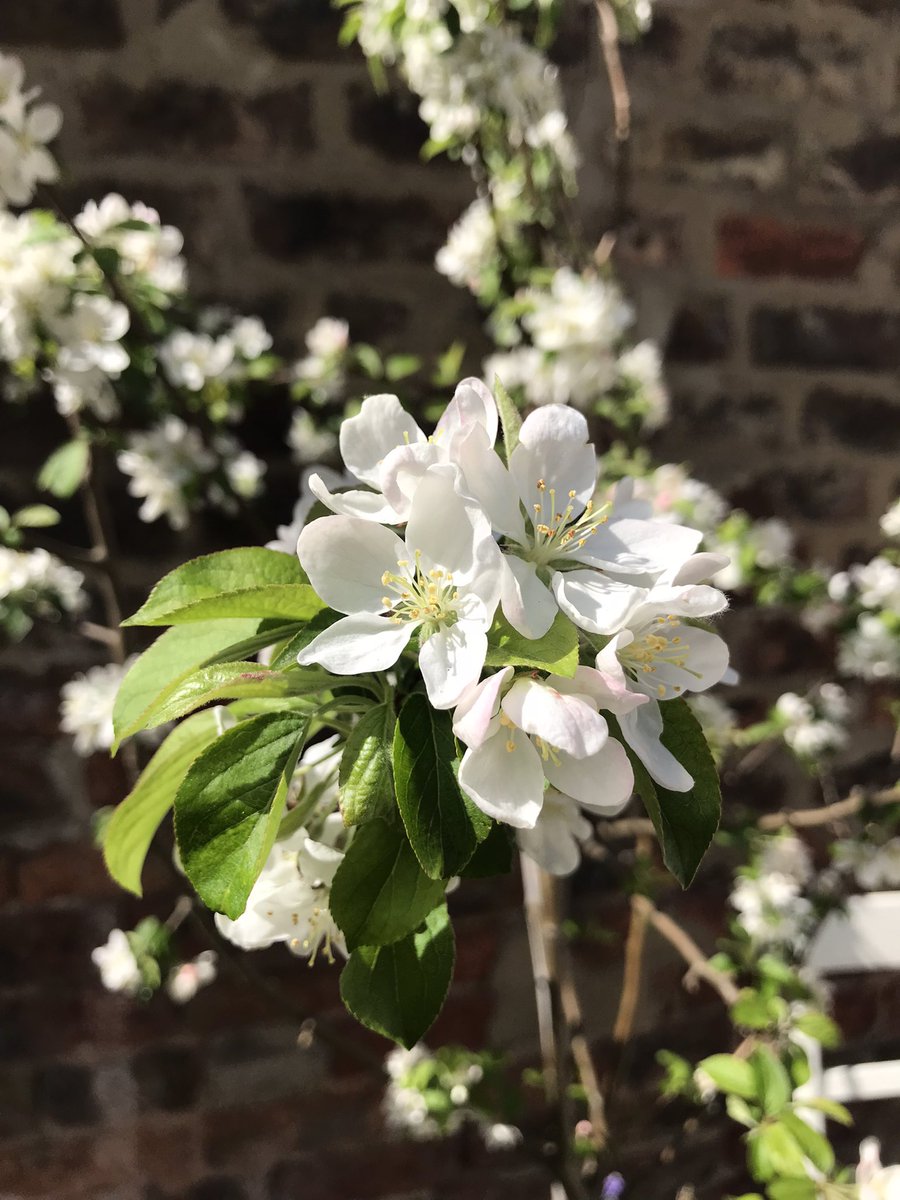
(552, 570, 646, 636)
(453, 425, 527, 542)
(544, 738, 634, 814)
(339, 393, 425, 486)
(554, 664, 649, 717)
(418, 623, 488, 710)
(457, 732, 545, 829)
(453, 666, 513, 749)
(307, 472, 400, 523)
(517, 791, 591, 876)
(296, 613, 411, 674)
(435, 376, 499, 448)
(500, 555, 557, 639)
(575, 518, 702, 578)
(297, 516, 406, 614)
(502, 678, 608, 759)
(618, 702, 693, 792)
(510, 405, 596, 511)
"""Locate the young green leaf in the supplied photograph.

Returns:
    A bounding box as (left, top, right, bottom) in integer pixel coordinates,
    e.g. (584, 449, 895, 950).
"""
(103, 709, 222, 896)
(175, 711, 308, 919)
(794, 1097, 852, 1126)
(493, 375, 521, 460)
(749, 1122, 808, 1181)
(329, 819, 446, 950)
(13, 504, 60, 528)
(339, 703, 396, 825)
(751, 1047, 792, 1117)
(792, 1010, 840, 1049)
(268, 609, 342, 671)
(484, 610, 578, 677)
(780, 1112, 835, 1175)
(123, 548, 323, 626)
(339, 904, 455, 1048)
(458, 820, 514, 878)
(697, 1054, 758, 1101)
(625, 699, 720, 887)
(766, 1181, 818, 1200)
(113, 619, 261, 744)
(393, 694, 489, 879)
(38, 438, 90, 498)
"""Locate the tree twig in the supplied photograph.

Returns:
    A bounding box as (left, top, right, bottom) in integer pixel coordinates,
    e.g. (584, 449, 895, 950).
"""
(594, 0, 632, 249)
(633, 895, 740, 1007)
(612, 892, 649, 1045)
(558, 938, 609, 1150)
(757, 785, 900, 832)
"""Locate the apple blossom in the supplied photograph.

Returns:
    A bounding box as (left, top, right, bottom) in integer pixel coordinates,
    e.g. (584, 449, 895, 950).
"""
(91, 928, 142, 996)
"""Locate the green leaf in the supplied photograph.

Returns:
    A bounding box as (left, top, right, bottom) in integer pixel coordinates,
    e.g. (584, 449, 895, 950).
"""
(698, 1054, 758, 1101)
(794, 1097, 852, 1126)
(113, 619, 260, 744)
(329, 819, 446, 951)
(726, 1095, 758, 1129)
(13, 503, 60, 528)
(732, 988, 780, 1031)
(750, 1122, 808, 1181)
(484, 609, 578, 677)
(792, 1011, 840, 1049)
(628, 699, 721, 887)
(122, 661, 323, 736)
(175, 711, 307, 919)
(493, 375, 521, 460)
(393, 694, 488, 880)
(103, 709, 222, 896)
(766, 1181, 818, 1200)
(751, 1047, 792, 1117)
(458, 820, 513, 878)
(780, 1111, 835, 1175)
(339, 703, 396, 825)
(268, 609, 342, 671)
(124, 548, 324, 626)
(385, 354, 421, 381)
(38, 438, 90, 498)
(339, 904, 455, 1048)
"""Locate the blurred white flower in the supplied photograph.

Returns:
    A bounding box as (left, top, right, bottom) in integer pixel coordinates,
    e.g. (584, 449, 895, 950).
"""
(91, 928, 141, 996)
(165, 952, 217, 1004)
(838, 613, 900, 681)
(617, 340, 669, 430)
(118, 416, 216, 529)
(229, 315, 272, 360)
(224, 449, 266, 499)
(435, 198, 497, 290)
(75, 193, 186, 295)
(288, 409, 338, 464)
(880, 499, 900, 540)
(159, 329, 235, 390)
(60, 659, 132, 756)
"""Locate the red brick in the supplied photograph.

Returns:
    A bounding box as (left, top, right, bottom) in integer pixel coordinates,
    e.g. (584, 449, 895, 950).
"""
(718, 215, 866, 280)
(17, 842, 119, 905)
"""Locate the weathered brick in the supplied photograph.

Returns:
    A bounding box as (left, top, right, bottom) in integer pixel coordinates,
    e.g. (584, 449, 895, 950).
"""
(666, 296, 732, 363)
(133, 1045, 205, 1112)
(244, 188, 449, 262)
(346, 83, 433, 163)
(0, 0, 124, 47)
(731, 464, 869, 522)
(829, 134, 900, 195)
(33, 1063, 100, 1127)
(804, 387, 900, 453)
(17, 841, 120, 904)
(705, 22, 805, 95)
(664, 124, 786, 189)
(219, 0, 345, 60)
(717, 215, 866, 280)
(752, 307, 900, 370)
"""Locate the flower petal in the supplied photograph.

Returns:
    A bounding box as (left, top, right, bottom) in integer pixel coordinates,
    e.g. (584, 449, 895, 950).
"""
(517, 791, 590, 876)
(554, 664, 649, 717)
(405, 468, 497, 588)
(552, 570, 647, 635)
(630, 584, 728, 625)
(510, 405, 596, 510)
(500, 555, 557, 639)
(457, 732, 545, 829)
(544, 738, 634, 814)
(308, 472, 400, 523)
(379, 442, 443, 521)
(633, 625, 730, 699)
(297, 515, 406, 614)
(453, 666, 513, 749)
(296, 613, 412, 674)
(418, 622, 488, 710)
(618, 702, 693, 792)
(339, 393, 425, 486)
(671, 552, 731, 586)
(502, 678, 608, 759)
(434, 376, 499, 448)
(453, 425, 527, 542)
(575, 517, 702, 578)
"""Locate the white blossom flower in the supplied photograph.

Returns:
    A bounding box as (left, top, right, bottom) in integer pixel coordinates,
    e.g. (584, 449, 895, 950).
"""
(75, 193, 186, 295)
(118, 416, 216, 529)
(215, 816, 347, 962)
(306, 316, 349, 360)
(229, 315, 272, 360)
(834, 838, 900, 891)
(454, 667, 634, 829)
(617, 340, 669, 430)
(730, 871, 813, 949)
(617, 465, 728, 535)
(517, 789, 592, 876)
(165, 952, 217, 1004)
(91, 928, 142, 995)
(0, 545, 85, 612)
(774, 690, 847, 758)
(838, 613, 900, 681)
(298, 468, 503, 709)
(858, 1139, 900, 1200)
(757, 835, 812, 886)
(435, 199, 497, 290)
(47, 294, 131, 413)
(880, 499, 900, 540)
(159, 329, 235, 390)
(224, 449, 266, 500)
(0, 53, 61, 207)
(288, 408, 338, 465)
(849, 556, 900, 611)
(60, 659, 132, 756)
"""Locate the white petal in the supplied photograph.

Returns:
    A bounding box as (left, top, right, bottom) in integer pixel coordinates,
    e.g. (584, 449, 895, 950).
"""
(339, 393, 425, 486)
(618, 702, 693, 792)
(453, 425, 527, 542)
(296, 613, 412, 674)
(554, 664, 649, 718)
(379, 442, 443, 521)
(457, 733, 545, 829)
(552, 570, 646, 636)
(517, 791, 590, 877)
(418, 622, 488, 710)
(453, 666, 513, 749)
(405, 468, 495, 585)
(307, 472, 400, 523)
(544, 738, 634, 814)
(297, 515, 406, 614)
(502, 678, 608, 759)
(631, 584, 728, 625)
(576, 518, 702, 577)
(500, 555, 557, 639)
(510, 405, 596, 509)
(434, 376, 498, 448)
(671, 552, 731, 586)
(634, 626, 730, 699)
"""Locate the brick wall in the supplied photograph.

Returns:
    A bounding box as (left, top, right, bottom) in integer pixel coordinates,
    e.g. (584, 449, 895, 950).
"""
(2, 1, 900, 1197)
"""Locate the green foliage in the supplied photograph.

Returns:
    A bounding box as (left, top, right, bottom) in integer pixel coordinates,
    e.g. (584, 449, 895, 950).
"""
(103, 709, 222, 896)
(175, 711, 308, 918)
(484, 609, 578, 677)
(493, 375, 521, 460)
(340, 904, 455, 1048)
(697, 1054, 757, 1100)
(12, 504, 60, 528)
(339, 702, 396, 825)
(329, 818, 446, 950)
(37, 438, 90, 498)
(124, 548, 323, 626)
(393, 694, 490, 879)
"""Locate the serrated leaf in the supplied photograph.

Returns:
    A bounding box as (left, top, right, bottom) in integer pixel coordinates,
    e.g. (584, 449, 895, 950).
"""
(794, 1097, 852, 1126)
(339, 904, 455, 1048)
(103, 709, 222, 896)
(393, 694, 489, 879)
(37, 439, 90, 498)
(339, 703, 396, 825)
(124, 548, 323, 626)
(698, 1054, 758, 1100)
(458, 820, 513, 878)
(175, 711, 307, 919)
(780, 1111, 834, 1175)
(113, 619, 261, 744)
(750, 1122, 808, 1181)
(751, 1047, 792, 1117)
(330, 819, 445, 950)
(268, 609, 342, 671)
(493, 375, 521, 460)
(484, 609, 578, 677)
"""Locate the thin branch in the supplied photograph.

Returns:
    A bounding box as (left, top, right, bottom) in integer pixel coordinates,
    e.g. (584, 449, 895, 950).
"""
(633, 895, 740, 1007)
(558, 939, 609, 1150)
(594, 0, 632, 247)
(612, 893, 649, 1045)
(758, 786, 900, 832)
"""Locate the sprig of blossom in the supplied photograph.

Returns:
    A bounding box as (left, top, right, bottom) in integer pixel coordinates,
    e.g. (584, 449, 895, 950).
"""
(60, 659, 135, 756)
(0, 544, 85, 639)
(0, 52, 61, 207)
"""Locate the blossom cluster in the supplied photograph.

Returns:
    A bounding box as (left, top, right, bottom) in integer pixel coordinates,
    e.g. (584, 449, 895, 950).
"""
(0, 544, 85, 639)
(730, 834, 815, 952)
(0, 52, 60, 207)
